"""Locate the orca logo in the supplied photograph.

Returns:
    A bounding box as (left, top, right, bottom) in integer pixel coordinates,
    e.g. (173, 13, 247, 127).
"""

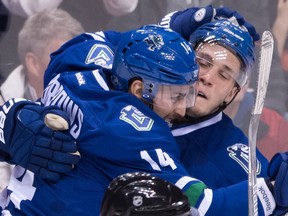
(144, 34, 164, 51)
(85, 44, 114, 69)
(227, 143, 261, 174)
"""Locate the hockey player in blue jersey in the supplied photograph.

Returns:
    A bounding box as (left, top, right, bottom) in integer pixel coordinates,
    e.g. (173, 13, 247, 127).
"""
(161, 9, 270, 188)
(159, 6, 288, 215)
(0, 25, 205, 215)
(0, 6, 287, 216)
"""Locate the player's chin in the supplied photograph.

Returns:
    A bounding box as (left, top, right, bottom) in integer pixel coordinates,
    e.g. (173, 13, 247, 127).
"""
(187, 105, 208, 118)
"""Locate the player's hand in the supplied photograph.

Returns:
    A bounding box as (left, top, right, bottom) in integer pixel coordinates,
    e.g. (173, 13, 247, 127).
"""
(215, 7, 260, 42)
(10, 104, 80, 181)
(267, 152, 288, 215)
(160, 5, 260, 42)
(160, 5, 216, 40)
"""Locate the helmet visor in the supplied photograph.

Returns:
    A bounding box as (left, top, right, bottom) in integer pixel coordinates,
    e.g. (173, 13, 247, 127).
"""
(195, 41, 249, 87)
(144, 82, 197, 120)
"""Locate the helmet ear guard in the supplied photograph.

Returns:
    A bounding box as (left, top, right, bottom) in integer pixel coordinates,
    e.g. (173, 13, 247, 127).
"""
(100, 172, 194, 216)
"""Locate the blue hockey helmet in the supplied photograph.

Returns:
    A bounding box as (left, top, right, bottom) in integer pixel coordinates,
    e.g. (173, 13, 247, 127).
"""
(111, 25, 198, 104)
(189, 19, 255, 87)
(100, 172, 196, 216)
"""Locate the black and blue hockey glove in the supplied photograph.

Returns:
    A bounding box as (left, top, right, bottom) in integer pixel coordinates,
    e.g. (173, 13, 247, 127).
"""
(267, 152, 288, 215)
(9, 104, 80, 181)
(160, 5, 260, 42)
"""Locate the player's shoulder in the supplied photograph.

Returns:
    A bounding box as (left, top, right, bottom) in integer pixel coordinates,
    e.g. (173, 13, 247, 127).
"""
(44, 32, 117, 88)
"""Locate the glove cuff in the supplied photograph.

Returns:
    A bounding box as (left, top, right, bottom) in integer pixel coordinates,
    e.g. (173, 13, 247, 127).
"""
(257, 177, 276, 215)
(264, 178, 274, 194)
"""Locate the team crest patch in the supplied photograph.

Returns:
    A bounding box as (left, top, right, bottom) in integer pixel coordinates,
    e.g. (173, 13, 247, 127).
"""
(119, 105, 154, 131)
(227, 143, 261, 174)
(85, 44, 114, 69)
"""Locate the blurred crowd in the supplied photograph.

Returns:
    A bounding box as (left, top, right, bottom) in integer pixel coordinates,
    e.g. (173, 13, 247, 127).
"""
(0, 0, 288, 189)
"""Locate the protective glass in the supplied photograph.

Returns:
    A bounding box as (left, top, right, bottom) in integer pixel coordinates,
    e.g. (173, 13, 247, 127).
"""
(195, 42, 249, 87)
(143, 82, 198, 110)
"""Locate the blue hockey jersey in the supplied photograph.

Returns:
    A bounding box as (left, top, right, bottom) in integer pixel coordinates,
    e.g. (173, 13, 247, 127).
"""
(172, 112, 269, 189)
(0, 31, 275, 216)
(0, 31, 205, 215)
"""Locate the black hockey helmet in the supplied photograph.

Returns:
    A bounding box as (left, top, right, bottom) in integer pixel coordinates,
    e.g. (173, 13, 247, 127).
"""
(100, 172, 195, 216)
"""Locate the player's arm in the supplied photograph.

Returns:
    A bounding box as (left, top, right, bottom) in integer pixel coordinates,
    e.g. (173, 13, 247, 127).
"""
(192, 179, 274, 216)
(0, 98, 80, 181)
(139, 145, 286, 215)
(44, 30, 130, 88)
(141, 149, 270, 215)
(183, 152, 288, 216)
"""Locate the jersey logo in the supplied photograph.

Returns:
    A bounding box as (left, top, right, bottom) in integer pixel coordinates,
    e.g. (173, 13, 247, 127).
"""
(194, 8, 207, 22)
(227, 143, 261, 174)
(85, 44, 114, 69)
(144, 34, 164, 51)
(119, 105, 154, 131)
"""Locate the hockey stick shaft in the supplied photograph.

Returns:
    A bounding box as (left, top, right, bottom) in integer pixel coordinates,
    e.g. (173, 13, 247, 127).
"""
(248, 31, 274, 216)
(248, 114, 261, 216)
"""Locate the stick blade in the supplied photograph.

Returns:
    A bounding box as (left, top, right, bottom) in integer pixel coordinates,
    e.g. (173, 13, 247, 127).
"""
(253, 31, 274, 115)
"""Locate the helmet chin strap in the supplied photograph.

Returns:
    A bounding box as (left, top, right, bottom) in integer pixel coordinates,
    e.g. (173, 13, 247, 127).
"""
(176, 85, 241, 125)
(218, 84, 241, 111)
(140, 97, 154, 110)
(149, 102, 154, 110)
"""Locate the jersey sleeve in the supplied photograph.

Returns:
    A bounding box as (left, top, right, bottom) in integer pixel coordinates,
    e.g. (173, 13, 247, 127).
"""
(185, 177, 275, 216)
(43, 32, 114, 87)
(43, 30, 131, 88)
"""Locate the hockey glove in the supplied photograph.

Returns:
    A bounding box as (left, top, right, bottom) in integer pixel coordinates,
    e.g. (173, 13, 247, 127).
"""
(160, 5, 260, 42)
(267, 152, 288, 215)
(215, 7, 260, 42)
(160, 5, 215, 40)
(10, 104, 80, 181)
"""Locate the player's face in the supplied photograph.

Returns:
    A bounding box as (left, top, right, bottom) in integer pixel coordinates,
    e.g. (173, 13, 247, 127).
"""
(153, 84, 196, 124)
(186, 43, 241, 118)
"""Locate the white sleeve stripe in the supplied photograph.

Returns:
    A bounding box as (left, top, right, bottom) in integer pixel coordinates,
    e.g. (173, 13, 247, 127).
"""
(92, 70, 110, 91)
(86, 32, 106, 42)
(198, 189, 213, 216)
(1, 210, 12, 216)
(175, 176, 202, 189)
(257, 178, 276, 216)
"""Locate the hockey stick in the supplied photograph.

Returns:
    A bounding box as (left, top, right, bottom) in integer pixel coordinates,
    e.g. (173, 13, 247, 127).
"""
(248, 31, 274, 216)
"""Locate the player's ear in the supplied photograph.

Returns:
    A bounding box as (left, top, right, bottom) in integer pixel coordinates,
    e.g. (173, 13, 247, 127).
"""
(129, 80, 143, 99)
(25, 52, 40, 77)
